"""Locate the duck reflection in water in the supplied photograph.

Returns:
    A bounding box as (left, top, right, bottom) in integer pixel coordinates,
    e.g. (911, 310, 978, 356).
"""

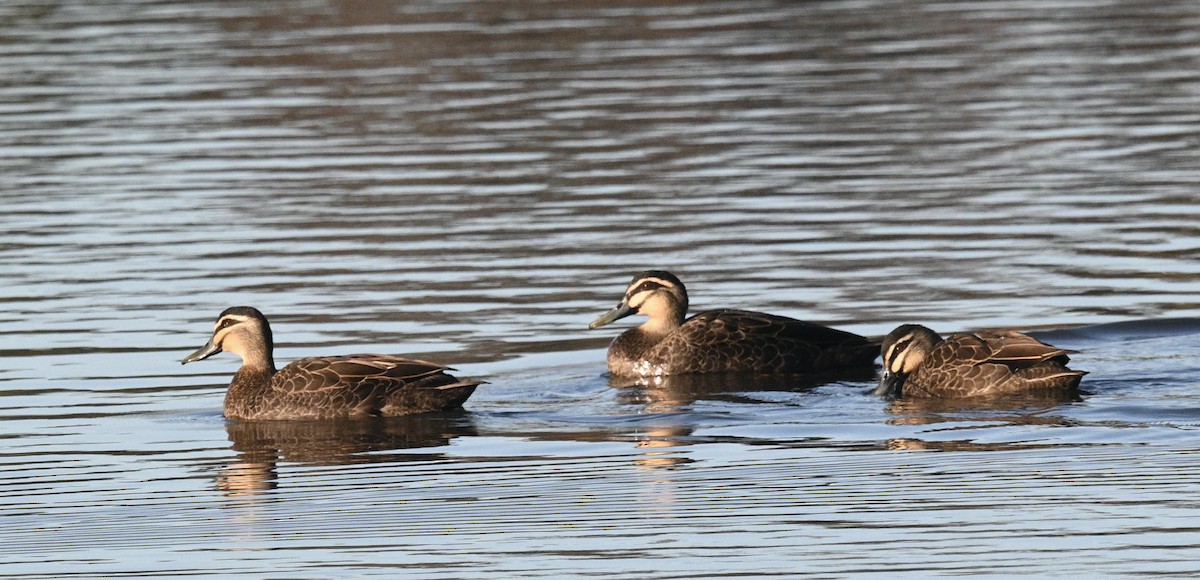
(881, 392, 1080, 452)
(609, 368, 878, 412)
(884, 436, 1076, 452)
(217, 412, 477, 495)
(884, 391, 1081, 423)
(885, 390, 1081, 418)
(606, 370, 877, 469)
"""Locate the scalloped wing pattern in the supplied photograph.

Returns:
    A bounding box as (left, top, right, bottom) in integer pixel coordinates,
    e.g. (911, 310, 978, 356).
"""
(905, 332, 1084, 397)
(638, 309, 877, 375)
(225, 355, 479, 420)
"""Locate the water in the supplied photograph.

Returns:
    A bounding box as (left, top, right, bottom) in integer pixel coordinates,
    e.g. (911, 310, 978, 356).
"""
(4, 0, 1200, 576)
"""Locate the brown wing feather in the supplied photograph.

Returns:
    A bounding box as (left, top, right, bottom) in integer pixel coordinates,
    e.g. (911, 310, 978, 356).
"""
(907, 332, 1084, 397)
(911, 334, 1002, 396)
(700, 310, 869, 348)
(648, 309, 875, 374)
(924, 333, 991, 369)
(322, 355, 450, 380)
(975, 331, 1075, 367)
(269, 355, 478, 418)
(1013, 363, 1087, 392)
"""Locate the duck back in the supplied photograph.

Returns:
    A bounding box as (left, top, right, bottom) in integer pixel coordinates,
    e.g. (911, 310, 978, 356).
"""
(609, 309, 877, 376)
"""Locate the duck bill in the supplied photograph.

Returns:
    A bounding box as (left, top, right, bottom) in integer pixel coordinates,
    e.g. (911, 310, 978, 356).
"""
(874, 370, 904, 398)
(181, 338, 222, 365)
(588, 302, 634, 330)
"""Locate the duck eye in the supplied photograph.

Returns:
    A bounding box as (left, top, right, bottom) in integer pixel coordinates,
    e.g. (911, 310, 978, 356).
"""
(631, 281, 663, 295)
(217, 319, 235, 330)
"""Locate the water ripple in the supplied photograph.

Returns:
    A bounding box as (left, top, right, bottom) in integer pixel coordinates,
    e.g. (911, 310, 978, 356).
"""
(5, 0, 1200, 577)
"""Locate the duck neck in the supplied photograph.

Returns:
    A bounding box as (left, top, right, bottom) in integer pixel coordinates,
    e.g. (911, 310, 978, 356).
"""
(235, 359, 276, 380)
(236, 336, 277, 375)
(230, 351, 275, 387)
(638, 315, 681, 338)
(636, 298, 687, 338)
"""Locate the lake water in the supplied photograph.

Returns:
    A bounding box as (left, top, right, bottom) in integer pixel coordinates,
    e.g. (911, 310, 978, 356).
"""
(4, 0, 1200, 576)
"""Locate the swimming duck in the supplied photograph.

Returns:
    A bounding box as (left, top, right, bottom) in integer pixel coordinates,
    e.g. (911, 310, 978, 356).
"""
(588, 270, 879, 377)
(181, 306, 481, 420)
(875, 324, 1085, 398)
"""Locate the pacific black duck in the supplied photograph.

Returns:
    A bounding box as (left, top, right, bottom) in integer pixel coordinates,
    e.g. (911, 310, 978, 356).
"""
(181, 306, 481, 420)
(875, 324, 1085, 398)
(588, 270, 879, 377)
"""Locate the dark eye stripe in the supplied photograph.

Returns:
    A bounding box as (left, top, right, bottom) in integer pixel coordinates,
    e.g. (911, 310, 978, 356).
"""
(887, 337, 912, 367)
(628, 280, 665, 297)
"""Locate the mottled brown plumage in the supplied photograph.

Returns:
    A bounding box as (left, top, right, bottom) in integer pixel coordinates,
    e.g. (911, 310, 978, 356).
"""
(876, 324, 1085, 398)
(182, 307, 480, 420)
(589, 271, 878, 377)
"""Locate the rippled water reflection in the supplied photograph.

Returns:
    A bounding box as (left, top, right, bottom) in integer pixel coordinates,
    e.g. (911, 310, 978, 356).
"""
(4, 0, 1200, 576)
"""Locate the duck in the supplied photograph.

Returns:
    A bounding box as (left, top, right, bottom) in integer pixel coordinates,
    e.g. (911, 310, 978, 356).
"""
(588, 270, 879, 377)
(181, 306, 481, 420)
(875, 324, 1085, 398)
